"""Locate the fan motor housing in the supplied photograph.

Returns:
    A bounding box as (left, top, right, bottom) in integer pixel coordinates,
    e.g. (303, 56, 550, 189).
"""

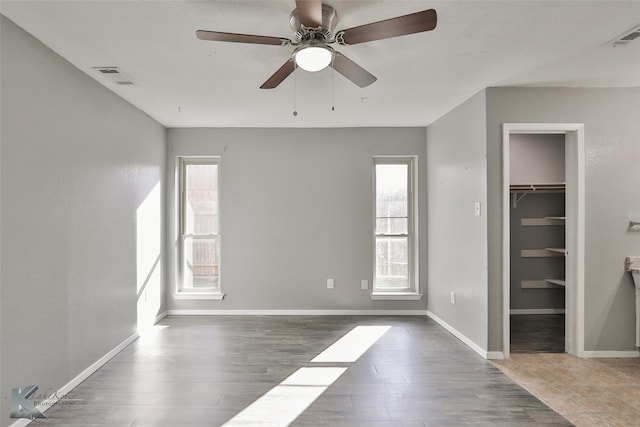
(289, 4, 338, 43)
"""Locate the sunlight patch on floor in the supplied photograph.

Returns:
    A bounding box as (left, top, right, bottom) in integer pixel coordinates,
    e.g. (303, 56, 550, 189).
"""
(222, 325, 391, 426)
(311, 325, 391, 363)
(222, 367, 347, 427)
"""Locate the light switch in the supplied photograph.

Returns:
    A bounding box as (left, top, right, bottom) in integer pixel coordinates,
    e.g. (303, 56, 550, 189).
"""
(327, 279, 334, 289)
(474, 202, 481, 216)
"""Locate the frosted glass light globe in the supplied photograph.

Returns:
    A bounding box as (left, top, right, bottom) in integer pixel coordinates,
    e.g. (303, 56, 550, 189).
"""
(295, 46, 333, 72)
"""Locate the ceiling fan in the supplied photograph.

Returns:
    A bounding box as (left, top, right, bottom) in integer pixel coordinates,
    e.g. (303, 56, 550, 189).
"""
(196, 0, 437, 89)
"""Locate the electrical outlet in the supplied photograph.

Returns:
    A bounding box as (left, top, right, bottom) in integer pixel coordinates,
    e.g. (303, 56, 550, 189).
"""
(361, 279, 368, 290)
(327, 279, 334, 289)
(450, 291, 456, 304)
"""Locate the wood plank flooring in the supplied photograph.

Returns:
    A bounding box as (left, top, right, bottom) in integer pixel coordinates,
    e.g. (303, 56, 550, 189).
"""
(31, 316, 571, 426)
(510, 314, 565, 353)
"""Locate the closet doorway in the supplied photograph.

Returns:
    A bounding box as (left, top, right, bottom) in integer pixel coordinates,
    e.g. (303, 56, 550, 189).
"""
(502, 124, 585, 359)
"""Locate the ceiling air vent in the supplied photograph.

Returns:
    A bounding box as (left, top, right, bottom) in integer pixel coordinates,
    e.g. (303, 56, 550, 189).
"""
(93, 67, 136, 85)
(610, 25, 640, 47)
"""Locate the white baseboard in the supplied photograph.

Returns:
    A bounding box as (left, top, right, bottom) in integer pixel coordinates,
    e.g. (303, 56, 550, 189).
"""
(426, 310, 488, 359)
(9, 333, 139, 427)
(579, 350, 640, 358)
(510, 308, 565, 315)
(486, 351, 505, 360)
(167, 309, 429, 316)
(154, 310, 168, 323)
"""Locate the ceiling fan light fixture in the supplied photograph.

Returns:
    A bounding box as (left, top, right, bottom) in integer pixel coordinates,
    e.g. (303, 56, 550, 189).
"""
(294, 45, 333, 72)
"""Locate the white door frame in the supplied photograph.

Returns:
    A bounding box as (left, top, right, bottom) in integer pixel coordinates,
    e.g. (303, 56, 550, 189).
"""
(502, 123, 585, 358)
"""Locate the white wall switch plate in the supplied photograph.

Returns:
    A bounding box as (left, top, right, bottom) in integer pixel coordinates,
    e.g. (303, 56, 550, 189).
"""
(474, 202, 481, 216)
(327, 278, 334, 289)
(361, 279, 368, 290)
(450, 291, 456, 304)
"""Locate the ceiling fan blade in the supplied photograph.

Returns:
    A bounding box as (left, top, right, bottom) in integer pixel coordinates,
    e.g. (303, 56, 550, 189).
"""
(336, 9, 437, 45)
(295, 0, 323, 28)
(260, 59, 296, 89)
(196, 30, 290, 46)
(330, 52, 377, 88)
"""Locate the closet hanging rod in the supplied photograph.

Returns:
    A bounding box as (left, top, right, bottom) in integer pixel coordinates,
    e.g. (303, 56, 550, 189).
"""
(510, 183, 565, 208)
(509, 183, 566, 193)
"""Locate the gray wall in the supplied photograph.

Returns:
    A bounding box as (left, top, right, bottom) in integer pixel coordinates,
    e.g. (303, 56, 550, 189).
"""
(510, 134, 565, 185)
(0, 16, 165, 425)
(166, 128, 428, 312)
(426, 90, 489, 350)
(486, 87, 640, 352)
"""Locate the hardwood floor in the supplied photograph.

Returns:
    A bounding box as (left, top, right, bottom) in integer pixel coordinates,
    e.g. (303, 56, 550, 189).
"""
(510, 314, 565, 354)
(31, 316, 571, 426)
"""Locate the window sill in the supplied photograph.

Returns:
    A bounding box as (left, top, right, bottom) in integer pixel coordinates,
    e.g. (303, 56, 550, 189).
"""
(173, 292, 225, 301)
(370, 292, 423, 301)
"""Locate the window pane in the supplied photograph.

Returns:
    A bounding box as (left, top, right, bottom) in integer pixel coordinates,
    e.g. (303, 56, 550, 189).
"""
(375, 236, 409, 288)
(375, 164, 408, 235)
(185, 164, 218, 235)
(183, 236, 219, 289)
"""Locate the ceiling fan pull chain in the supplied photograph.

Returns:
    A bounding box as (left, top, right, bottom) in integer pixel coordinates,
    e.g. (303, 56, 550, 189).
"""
(293, 63, 298, 116)
(331, 56, 335, 111)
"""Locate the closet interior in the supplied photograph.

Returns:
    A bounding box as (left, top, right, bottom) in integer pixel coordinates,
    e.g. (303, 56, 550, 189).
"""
(509, 133, 567, 353)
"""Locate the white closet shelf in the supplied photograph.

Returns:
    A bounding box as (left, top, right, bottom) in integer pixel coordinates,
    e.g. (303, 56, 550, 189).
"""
(521, 280, 565, 289)
(545, 247, 567, 255)
(521, 249, 566, 258)
(521, 217, 565, 226)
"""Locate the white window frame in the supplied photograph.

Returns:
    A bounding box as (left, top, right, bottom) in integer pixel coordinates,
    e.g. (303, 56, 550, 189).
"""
(175, 157, 224, 300)
(371, 156, 421, 300)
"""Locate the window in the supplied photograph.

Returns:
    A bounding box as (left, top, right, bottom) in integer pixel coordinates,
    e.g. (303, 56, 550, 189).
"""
(178, 158, 221, 296)
(373, 157, 418, 296)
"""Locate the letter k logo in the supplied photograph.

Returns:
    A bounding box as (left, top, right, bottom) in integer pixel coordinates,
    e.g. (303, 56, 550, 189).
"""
(11, 385, 47, 419)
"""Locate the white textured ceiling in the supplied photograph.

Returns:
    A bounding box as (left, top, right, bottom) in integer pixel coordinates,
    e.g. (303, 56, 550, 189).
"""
(2, 1, 639, 128)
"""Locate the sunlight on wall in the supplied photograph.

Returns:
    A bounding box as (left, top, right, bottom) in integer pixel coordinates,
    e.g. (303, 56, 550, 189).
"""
(311, 325, 391, 363)
(222, 325, 391, 426)
(136, 182, 162, 334)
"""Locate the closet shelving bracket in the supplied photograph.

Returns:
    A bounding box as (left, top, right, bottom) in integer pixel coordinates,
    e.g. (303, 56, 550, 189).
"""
(510, 183, 566, 208)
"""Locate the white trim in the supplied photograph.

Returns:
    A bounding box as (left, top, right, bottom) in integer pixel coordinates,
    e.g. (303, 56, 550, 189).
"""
(167, 309, 429, 316)
(510, 308, 566, 315)
(572, 125, 586, 357)
(9, 333, 138, 427)
(487, 351, 505, 360)
(370, 293, 423, 301)
(372, 156, 419, 295)
(502, 123, 585, 359)
(177, 156, 223, 295)
(578, 350, 640, 358)
(502, 124, 511, 359)
(154, 310, 168, 323)
(426, 310, 488, 359)
(173, 292, 225, 300)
